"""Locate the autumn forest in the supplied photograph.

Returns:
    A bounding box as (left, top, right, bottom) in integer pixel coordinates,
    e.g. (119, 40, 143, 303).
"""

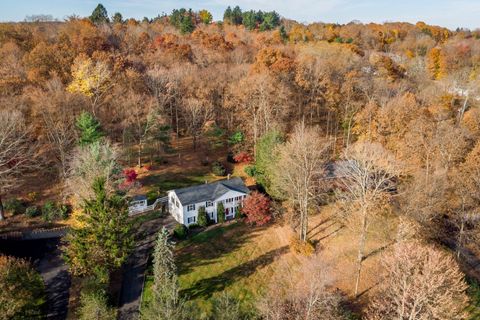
(1, 3, 480, 320)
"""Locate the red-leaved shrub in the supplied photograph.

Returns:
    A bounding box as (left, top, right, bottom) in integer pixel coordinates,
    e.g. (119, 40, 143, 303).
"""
(241, 191, 272, 226)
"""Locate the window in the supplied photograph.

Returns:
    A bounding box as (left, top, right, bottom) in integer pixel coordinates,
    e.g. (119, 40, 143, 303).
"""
(226, 198, 234, 203)
(206, 201, 213, 207)
(187, 216, 196, 224)
(187, 204, 195, 211)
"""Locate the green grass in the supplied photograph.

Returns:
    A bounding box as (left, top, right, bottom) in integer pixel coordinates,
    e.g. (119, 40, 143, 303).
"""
(142, 222, 288, 319)
(141, 170, 219, 197)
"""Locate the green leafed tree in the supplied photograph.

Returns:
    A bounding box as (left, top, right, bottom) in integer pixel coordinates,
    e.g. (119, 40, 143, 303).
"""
(90, 3, 110, 24)
(141, 228, 189, 320)
(217, 202, 225, 223)
(0, 255, 45, 320)
(63, 177, 133, 280)
(78, 290, 116, 320)
(254, 130, 284, 195)
(76, 111, 103, 146)
(197, 206, 208, 227)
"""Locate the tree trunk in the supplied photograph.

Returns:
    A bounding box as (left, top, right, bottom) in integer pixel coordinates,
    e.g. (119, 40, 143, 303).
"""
(0, 195, 5, 221)
(354, 208, 368, 297)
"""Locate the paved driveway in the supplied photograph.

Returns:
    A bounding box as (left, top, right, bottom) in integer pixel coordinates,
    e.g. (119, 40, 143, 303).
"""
(117, 214, 176, 320)
(37, 239, 70, 320)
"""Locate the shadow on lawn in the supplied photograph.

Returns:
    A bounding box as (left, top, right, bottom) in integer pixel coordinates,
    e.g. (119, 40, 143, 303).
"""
(176, 223, 267, 276)
(181, 245, 289, 300)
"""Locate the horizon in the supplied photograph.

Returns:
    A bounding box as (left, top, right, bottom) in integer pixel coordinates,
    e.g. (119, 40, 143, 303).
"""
(1, 0, 479, 30)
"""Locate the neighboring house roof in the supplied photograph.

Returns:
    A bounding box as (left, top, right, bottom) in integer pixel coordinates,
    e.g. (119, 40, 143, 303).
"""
(170, 177, 249, 206)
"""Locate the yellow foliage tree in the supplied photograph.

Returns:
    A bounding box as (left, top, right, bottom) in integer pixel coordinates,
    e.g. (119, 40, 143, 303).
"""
(427, 47, 447, 80)
(67, 56, 111, 114)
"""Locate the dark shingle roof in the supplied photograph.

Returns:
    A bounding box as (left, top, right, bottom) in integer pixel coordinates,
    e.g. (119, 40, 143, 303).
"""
(171, 177, 249, 206)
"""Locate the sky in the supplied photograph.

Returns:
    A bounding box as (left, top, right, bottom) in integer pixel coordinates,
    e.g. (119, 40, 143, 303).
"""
(1, 0, 479, 30)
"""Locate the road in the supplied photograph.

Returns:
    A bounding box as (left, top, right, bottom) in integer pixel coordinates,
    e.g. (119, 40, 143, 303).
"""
(37, 239, 70, 320)
(117, 214, 176, 320)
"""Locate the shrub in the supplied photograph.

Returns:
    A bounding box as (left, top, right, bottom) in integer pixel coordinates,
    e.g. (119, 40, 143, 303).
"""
(4, 198, 26, 215)
(197, 206, 208, 227)
(42, 201, 70, 222)
(146, 190, 159, 203)
(244, 165, 257, 177)
(289, 236, 315, 256)
(242, 191, 272, 226)
(212, 161, 226, 176)
(228, 131, 244, 145)
(173, 224, 188, 239)
(233, 152, 253, 163)
(188, 223, 200, 230)
(234, 206, 241, 219)
(0, 255, 45, 319)
(78, 290, 116, 320)
(217, 202, 225, 223)
(25, 206, 41, 218)
(26, 192, 38, 203)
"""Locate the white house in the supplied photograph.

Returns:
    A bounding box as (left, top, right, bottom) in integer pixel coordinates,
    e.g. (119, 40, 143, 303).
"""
(168, 177, 250, 226)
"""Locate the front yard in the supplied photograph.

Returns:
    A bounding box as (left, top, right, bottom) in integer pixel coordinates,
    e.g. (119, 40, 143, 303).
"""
(142, 221, 292, 318)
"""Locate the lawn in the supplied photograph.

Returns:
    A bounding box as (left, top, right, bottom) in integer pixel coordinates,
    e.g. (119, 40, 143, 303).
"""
(142, 221, 292, 318)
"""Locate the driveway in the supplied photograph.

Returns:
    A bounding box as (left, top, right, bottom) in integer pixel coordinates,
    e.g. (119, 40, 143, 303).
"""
(37, 239, 70, 320)
(117, 214, 177, 320)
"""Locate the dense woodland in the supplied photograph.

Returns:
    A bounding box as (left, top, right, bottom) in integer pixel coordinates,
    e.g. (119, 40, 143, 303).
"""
(2, 3, 480, 320)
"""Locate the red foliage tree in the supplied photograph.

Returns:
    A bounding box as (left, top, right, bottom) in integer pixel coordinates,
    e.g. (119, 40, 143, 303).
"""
(233, 151, 253, 163)
(241, 191, 272, 226)
(123, 168, 138, 183)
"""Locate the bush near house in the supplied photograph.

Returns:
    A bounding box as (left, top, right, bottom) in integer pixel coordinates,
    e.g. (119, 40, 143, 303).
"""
(198, 206, 208, 227)
(233, 152, 253, 164)
(217, 202, 225, 223)
(174, 224, 188, 239)
(241, 191, 272, 226)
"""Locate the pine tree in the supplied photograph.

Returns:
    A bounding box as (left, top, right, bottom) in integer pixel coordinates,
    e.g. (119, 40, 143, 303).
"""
(141, 228, 188, 320)
(63, 177, 133, 281)
(90, 4, 109, 24)
(112, 12, 123, 24)
(223, 6, 233, 23)
(76, 111, 103, 146)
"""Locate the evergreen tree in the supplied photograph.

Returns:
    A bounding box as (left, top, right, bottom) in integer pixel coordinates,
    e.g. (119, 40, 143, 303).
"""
(261, 11, 281, 30)
(223, 6, 233, 24)
(217, 202, 225, 223)
(76, 111, 103, 146)
(63, 178, 133, 281)
(180, 14, 195, 34)
(141, 228, 188, 320)
(231, 6, 243, 25)
(112, 12, 123, 24)
(242, 10, 258, 30)
(279, 25, 288, 42)
(197, 206, 208, 227)
(90, 3, 109, 24)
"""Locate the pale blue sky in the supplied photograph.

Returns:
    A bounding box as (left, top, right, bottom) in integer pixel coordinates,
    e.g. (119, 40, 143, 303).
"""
(1, 0, 479, 30)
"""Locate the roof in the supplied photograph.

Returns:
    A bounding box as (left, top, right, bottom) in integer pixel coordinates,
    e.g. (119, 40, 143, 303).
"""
(171, 177, 249, 206)
(132, 195, 147, 201)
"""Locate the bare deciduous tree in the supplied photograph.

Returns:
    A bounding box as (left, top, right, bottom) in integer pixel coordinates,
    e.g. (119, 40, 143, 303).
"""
(367, 241, 469, 320)
(0, 110, 36, 220)
(337, 141, 402, 296)
(259, 256, 345, 320)
(65, 140, 120, 206)
(182, 98, 213, 150)
(273, 122, 331, 242)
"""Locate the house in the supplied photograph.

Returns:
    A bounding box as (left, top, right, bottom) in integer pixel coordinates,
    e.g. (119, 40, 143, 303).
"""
(168, 177, 250, 226)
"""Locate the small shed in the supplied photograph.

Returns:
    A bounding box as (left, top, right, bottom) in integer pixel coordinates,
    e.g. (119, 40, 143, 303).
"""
(129, 195, 148, 212)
